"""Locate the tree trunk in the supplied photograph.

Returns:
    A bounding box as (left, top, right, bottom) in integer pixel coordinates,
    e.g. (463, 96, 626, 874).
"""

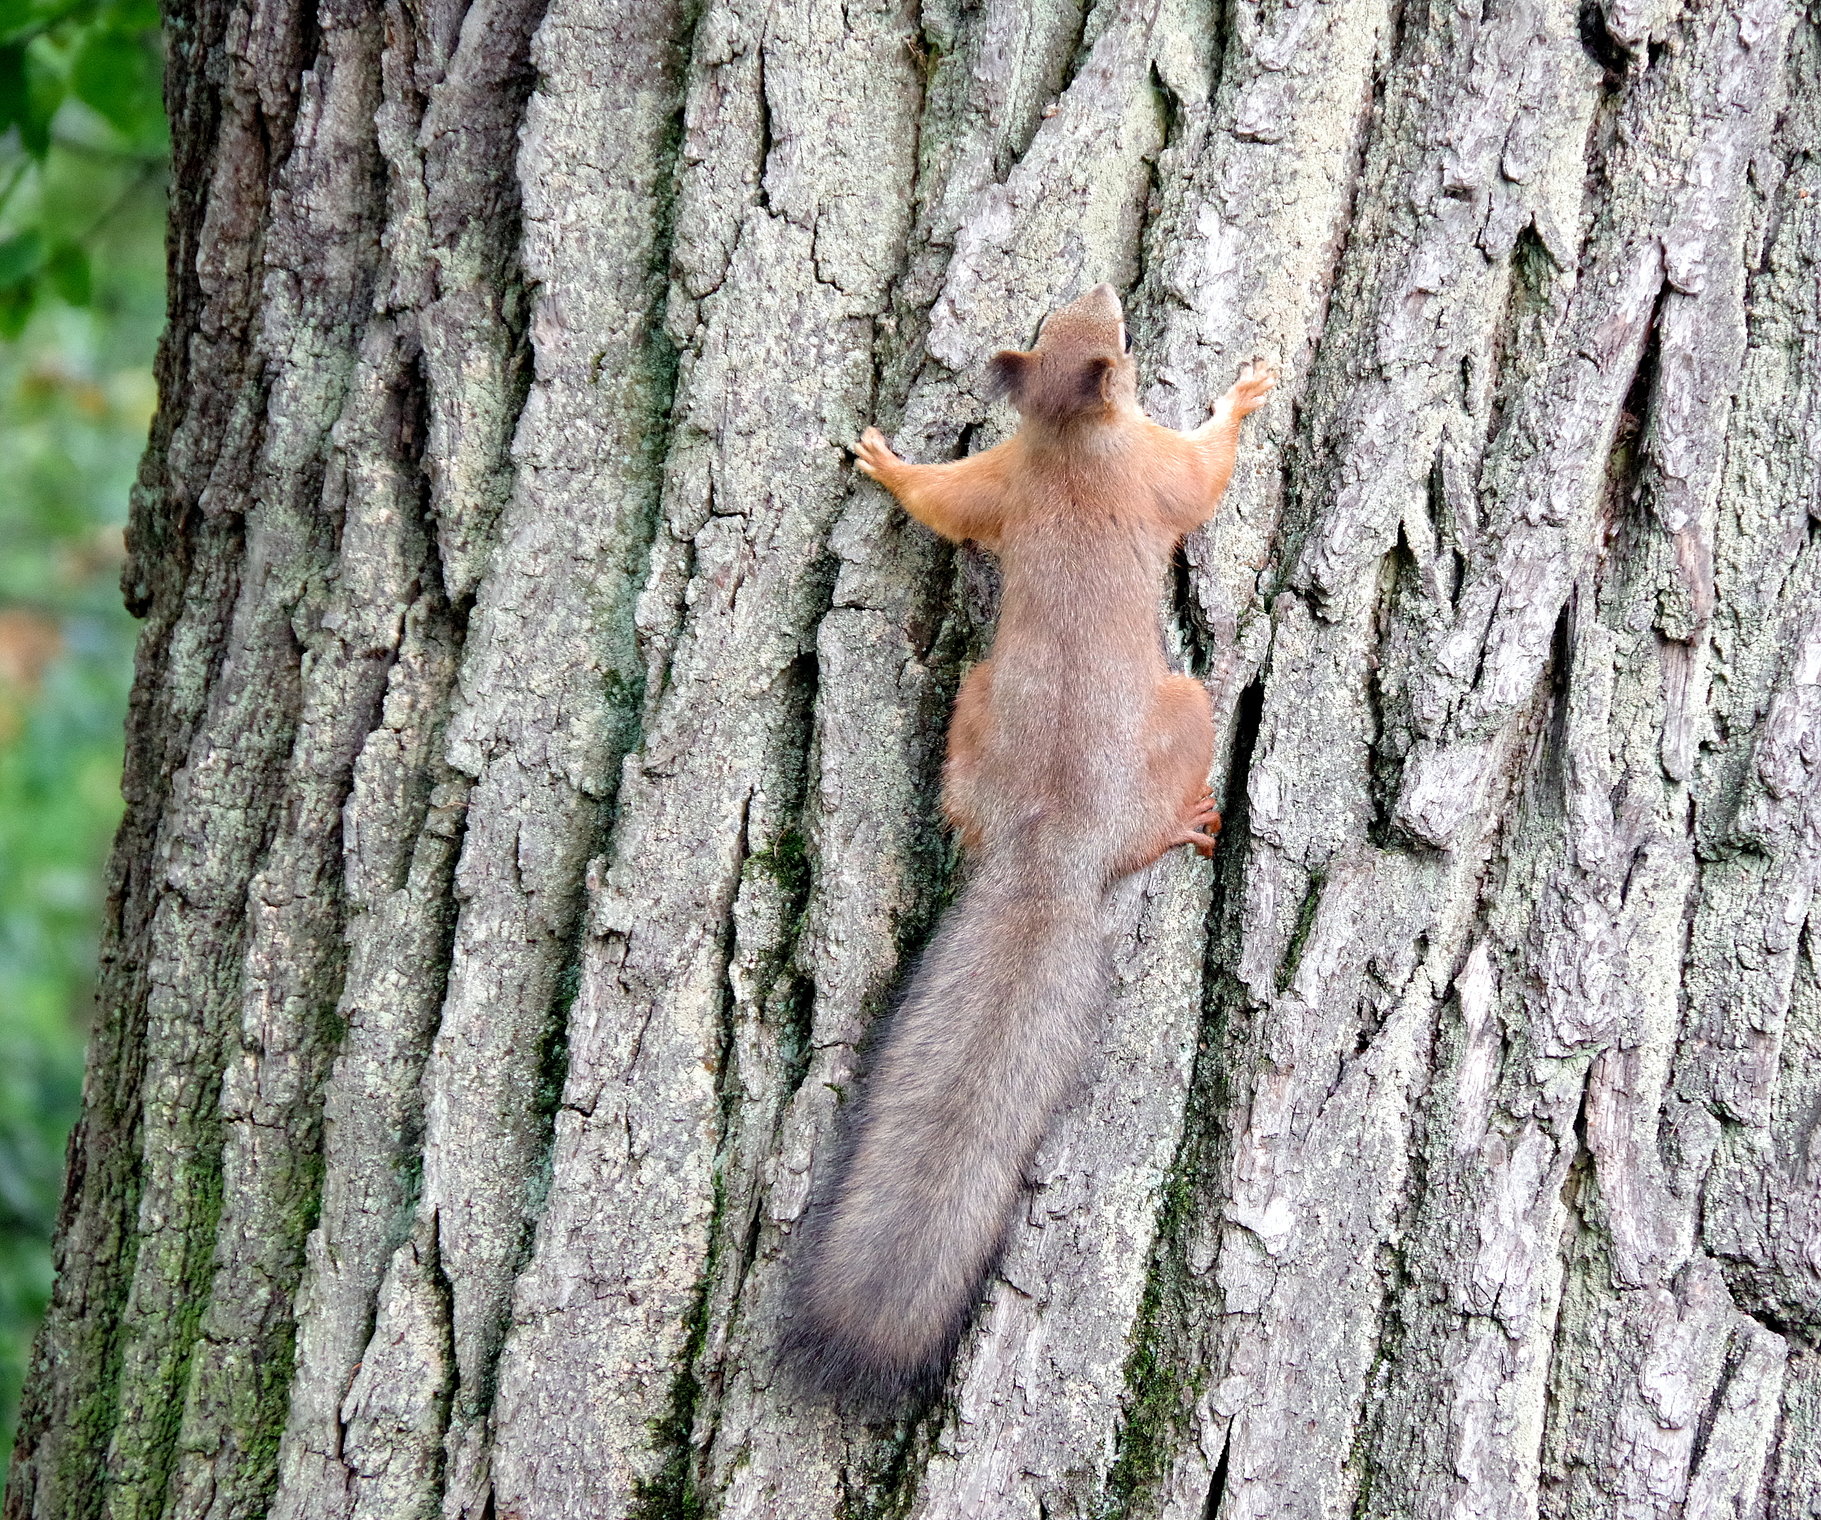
(8, 0, 1820, 1512)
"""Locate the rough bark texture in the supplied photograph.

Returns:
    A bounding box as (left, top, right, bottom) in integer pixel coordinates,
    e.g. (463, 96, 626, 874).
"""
(9, 0, 1821, 1513)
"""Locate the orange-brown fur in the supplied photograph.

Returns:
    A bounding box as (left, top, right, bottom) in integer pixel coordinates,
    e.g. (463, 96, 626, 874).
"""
(786, 284, 1274, 1405)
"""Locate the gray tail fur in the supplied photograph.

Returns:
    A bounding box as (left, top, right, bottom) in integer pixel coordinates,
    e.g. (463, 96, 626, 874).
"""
(785, 850, 1108, 1404)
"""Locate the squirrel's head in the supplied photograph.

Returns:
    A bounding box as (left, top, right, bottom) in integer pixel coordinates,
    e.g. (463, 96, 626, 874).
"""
(985, 283, 1136, 427)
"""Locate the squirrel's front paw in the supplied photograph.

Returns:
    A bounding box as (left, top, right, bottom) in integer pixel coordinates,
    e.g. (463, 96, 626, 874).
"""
(1225, 356, 1279, 417)
(851, 426, 899, 479)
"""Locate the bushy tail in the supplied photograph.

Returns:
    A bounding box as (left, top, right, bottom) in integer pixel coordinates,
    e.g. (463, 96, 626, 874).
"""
(785, 850, 1108, 1404)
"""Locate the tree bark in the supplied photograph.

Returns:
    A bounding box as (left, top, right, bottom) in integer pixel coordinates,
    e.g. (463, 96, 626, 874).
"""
(8, 0, 1821, 1513)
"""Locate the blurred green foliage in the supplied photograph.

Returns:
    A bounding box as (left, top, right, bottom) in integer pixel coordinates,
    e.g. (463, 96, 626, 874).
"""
(1, 0, 165, 334)
(0, 0, 165, 1457)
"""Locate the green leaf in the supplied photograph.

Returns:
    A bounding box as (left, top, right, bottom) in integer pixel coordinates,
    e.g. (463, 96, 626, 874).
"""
(0, 45, 23, 132)
(103, 0, 157, 30)
(0, 230, 43, 284)
(0, 0, 86, 50)
(5, 41, 63, 156)
(44, 239, 86, 304)
(69, 25, 162, 146)
(0, 278, 33, 335)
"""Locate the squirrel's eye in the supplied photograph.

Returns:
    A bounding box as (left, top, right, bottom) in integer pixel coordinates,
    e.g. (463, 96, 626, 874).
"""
(1121, 325, 1132, 353)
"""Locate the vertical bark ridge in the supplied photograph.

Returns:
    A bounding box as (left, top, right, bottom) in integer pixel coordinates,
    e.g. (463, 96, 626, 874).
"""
(101, 0, 552, 1505)
(1689, 20, 1821, 1396)
(1100, 0, 1398, 1492)
(485, 0, 927, 1509)
(1113, 0, 1801, 1516)
(89, 0, 396, 1512)
(1127, 0, 1603, 1507)
(262, 0, 546, 1507)
(1360, 3, 1799, 1513)
(327, 0, 693, 1511)
(267, 596, 470, 1520)
(1518, 12, 1801, 1510)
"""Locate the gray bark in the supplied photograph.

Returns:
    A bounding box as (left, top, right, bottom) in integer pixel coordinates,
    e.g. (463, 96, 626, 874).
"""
(8, 0, 1821, 1514)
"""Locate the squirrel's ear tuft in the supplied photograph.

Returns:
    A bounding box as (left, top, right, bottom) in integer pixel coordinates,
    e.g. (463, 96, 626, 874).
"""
(984, 349, 1034, 402)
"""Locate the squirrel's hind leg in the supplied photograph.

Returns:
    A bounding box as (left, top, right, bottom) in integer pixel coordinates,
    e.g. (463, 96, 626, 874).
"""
(940, 661, 996, 853)
(1119, 675, 1218, 872)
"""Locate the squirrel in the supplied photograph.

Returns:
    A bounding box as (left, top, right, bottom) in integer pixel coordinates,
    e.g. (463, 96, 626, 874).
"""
(786, 283, 1277, 1404)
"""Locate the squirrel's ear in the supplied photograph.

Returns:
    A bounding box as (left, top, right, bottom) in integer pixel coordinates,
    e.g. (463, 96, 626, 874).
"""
(1079, 355, 1117, 405)
(984, 349, 1034, 402)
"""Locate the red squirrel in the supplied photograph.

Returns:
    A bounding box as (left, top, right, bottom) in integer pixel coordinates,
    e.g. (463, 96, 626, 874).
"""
(788, 284, 1276, 1403)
